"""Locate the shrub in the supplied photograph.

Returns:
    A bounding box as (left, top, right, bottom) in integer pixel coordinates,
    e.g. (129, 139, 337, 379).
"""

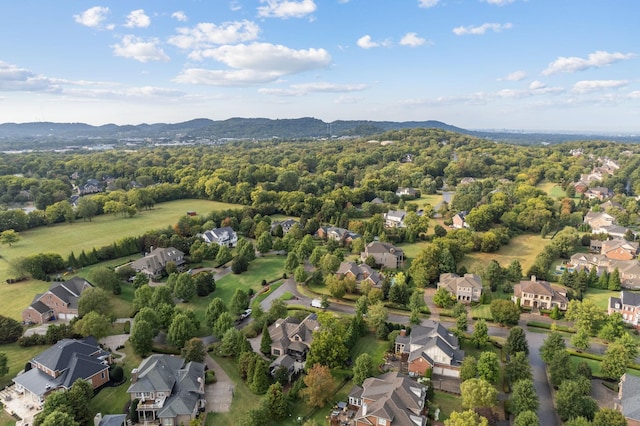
(110, 365, 124, 382)
(123, 321, 131, 334)
(205, 370, 217, 384)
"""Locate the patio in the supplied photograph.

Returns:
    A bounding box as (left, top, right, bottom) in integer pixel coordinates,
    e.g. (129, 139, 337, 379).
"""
(0, 385, 42, 426)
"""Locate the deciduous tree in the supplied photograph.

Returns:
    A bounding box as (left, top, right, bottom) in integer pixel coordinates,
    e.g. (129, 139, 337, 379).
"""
(352, 353, 374, 386)
(301, 364, 335, 408)
(510, 379, 538, 416)
(460, 378, 497, 409)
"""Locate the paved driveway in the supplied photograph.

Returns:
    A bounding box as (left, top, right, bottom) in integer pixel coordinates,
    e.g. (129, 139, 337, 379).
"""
(204, 354, 233, 413)
(523, 327, 558, 426)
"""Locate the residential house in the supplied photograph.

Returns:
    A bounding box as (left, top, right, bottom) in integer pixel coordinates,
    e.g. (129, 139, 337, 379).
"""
(452, 212, 469, 229)
(271, 219, 299, 234)
(336, 261, 383, 289)
(574, 181, 589, 194)
(600, 239, 639, 261)
(370, 197, 385, 205)
(201, 226, 238, 247)
(583, 211, 615, 229)
(94, 413, 127, 426)
(127, 354, 206, 426)
(22, 277, 93, 324)
(316, 226, 361, 245)
(384, 210, 407, 228)
(600, 200, 625, 212)
(394, 320, 464, 378)
(512, 276, 569, 310)
(589, 239, 604, 253)
(614, 260, 640, 289)
(437, 273, 483, 303)
(129, 247, 185, 279)
(459, 177, 476, 185)
(395, 187, 418, 198)
(593, 225, 634, 239)
(348, 372, 427, 426)
(80, 179, 103, 195)
(585, 186, 613, 201)
(13, 337, 111, 407)
(361, 242, 405, 269)
(615, 373, 640, 426)
(268, 313, 320, 375)
(608, 291, 640, 328)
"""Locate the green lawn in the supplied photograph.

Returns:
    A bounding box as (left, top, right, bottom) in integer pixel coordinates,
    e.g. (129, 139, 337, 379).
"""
(0, 343, 46, 389)
(460, 233, 551, 276)
(537, 180, 580, 201)
(179, 256, 286, 332)
(583, 288, 619, 311)
(413, 194, 443, 209)
(89, 345, 142, 416)
(432, 390, 462, 421)
(0, 199, 242, 321)
(0, 411, 16, 426)
(569, 355, 640, 379)
(350, 335, 389, 368)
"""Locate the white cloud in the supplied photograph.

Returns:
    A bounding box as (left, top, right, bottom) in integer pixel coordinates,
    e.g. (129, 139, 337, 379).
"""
(73, 6, 113, 30)
(175, 43, 331, 86)
(257, 0, 317, 19)
(112, 35, 169, 63)
(500, 70, 527, 81)
(483, 0, 515, 5)
(230, 1, 242, 11)
(193, 43, 330, 73)
(629, 91, 640, 99)
(542, 50, 636, 76)
(453, 22, 512, 36)
(572, 80, 629, 94)
(357, 35, 390, 49)
(172, 11, 188, 22)
(418, 0, 440, 8)
(124, 9, 151, 28)
(0, 61, 56, 92)
(334, 95, 362, 104)
(168, 20, 260, 50)
(529, 80, 546, 90)
(400, 33, 428, 47)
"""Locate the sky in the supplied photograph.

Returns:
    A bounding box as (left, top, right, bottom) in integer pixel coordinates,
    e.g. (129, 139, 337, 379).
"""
(0, 0, 638, 133)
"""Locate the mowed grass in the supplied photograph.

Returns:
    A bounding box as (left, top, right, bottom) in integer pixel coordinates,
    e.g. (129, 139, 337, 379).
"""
(89, 344, 142, 416)
(537, 180, 580, 201)
(0, 199, 242, 277)
(351, 335, 389, 368)
(0, 199, 242, 320)
(432, 390, 462, 421)
(180, 256, 286, 331)
(414, 194, 443, 209)
(583, 288, 620, 311)
(459, 234, 550, 276)
(569, 355, 640, 379)
(0, 342, 46, 389)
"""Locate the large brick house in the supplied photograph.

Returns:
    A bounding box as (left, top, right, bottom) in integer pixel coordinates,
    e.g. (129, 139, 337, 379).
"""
(608, 291, 640, 329)
(127, 354, 206, 426)
(13, 337, 111, 406)
(600, 240, 639, 261)
(361, 241, 405, 269)
(437, 273, 483, 303)
(348, 372, 428, 426)
(512, 276, 569, 311)
(394, 320, 464, 378)
(316, 226, 360, 245)
(22, 277, 93, 324)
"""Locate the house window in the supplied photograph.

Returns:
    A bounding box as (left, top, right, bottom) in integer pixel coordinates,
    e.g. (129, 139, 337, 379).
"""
(162, 419, 174, 426)
(273, 349, 281, 356)
(101, 372, 105, 379)
(378, 419, 387, 426)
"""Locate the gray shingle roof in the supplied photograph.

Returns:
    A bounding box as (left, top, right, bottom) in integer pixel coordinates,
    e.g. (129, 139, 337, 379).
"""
(33, 337, 103, 372)
(127, 354, 184, 394)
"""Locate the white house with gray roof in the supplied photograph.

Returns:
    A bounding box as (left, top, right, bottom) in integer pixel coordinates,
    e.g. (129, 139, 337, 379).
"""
(201, 226, 238, 247)
(127, 354, 206, 426)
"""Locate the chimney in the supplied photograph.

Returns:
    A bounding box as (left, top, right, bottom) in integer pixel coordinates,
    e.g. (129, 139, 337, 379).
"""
(362, 403, 368, 416)
(94, 413, 102, 426)
(399, 329, 407, 337)
(131, 368, 138, 383)
(531, 275, 536, 282)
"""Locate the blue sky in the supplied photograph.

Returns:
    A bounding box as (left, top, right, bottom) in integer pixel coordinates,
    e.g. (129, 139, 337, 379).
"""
(0, 0, 638, 132)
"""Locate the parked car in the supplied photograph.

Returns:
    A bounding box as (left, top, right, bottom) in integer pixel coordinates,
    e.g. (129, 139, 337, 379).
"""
(239, 308, 252, 320)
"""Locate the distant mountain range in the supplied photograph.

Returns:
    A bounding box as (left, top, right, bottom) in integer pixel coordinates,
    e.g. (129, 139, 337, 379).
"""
(0, 117, 637, 145)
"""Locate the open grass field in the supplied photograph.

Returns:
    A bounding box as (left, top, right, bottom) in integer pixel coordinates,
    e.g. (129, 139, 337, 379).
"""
(537, 180, 580, 201)
(0, 343, 46, 389)
(89, 344, 142, 417)
(583, 288, 619, 311)
(414, 194, 443, 209)
(569, 355, 640, 379)
(459, 233, 550, 276)
(0, 199, 242, 320)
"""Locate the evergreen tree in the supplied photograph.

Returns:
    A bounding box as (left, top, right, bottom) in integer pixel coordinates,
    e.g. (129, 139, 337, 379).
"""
(250, 360, 269, 394)
(597, 270, 609, 289)
(260, 323, 272, 355)
(265, 382, 288, 420)
(608, 268, 621, 291)
(505, 326, 529, 356)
